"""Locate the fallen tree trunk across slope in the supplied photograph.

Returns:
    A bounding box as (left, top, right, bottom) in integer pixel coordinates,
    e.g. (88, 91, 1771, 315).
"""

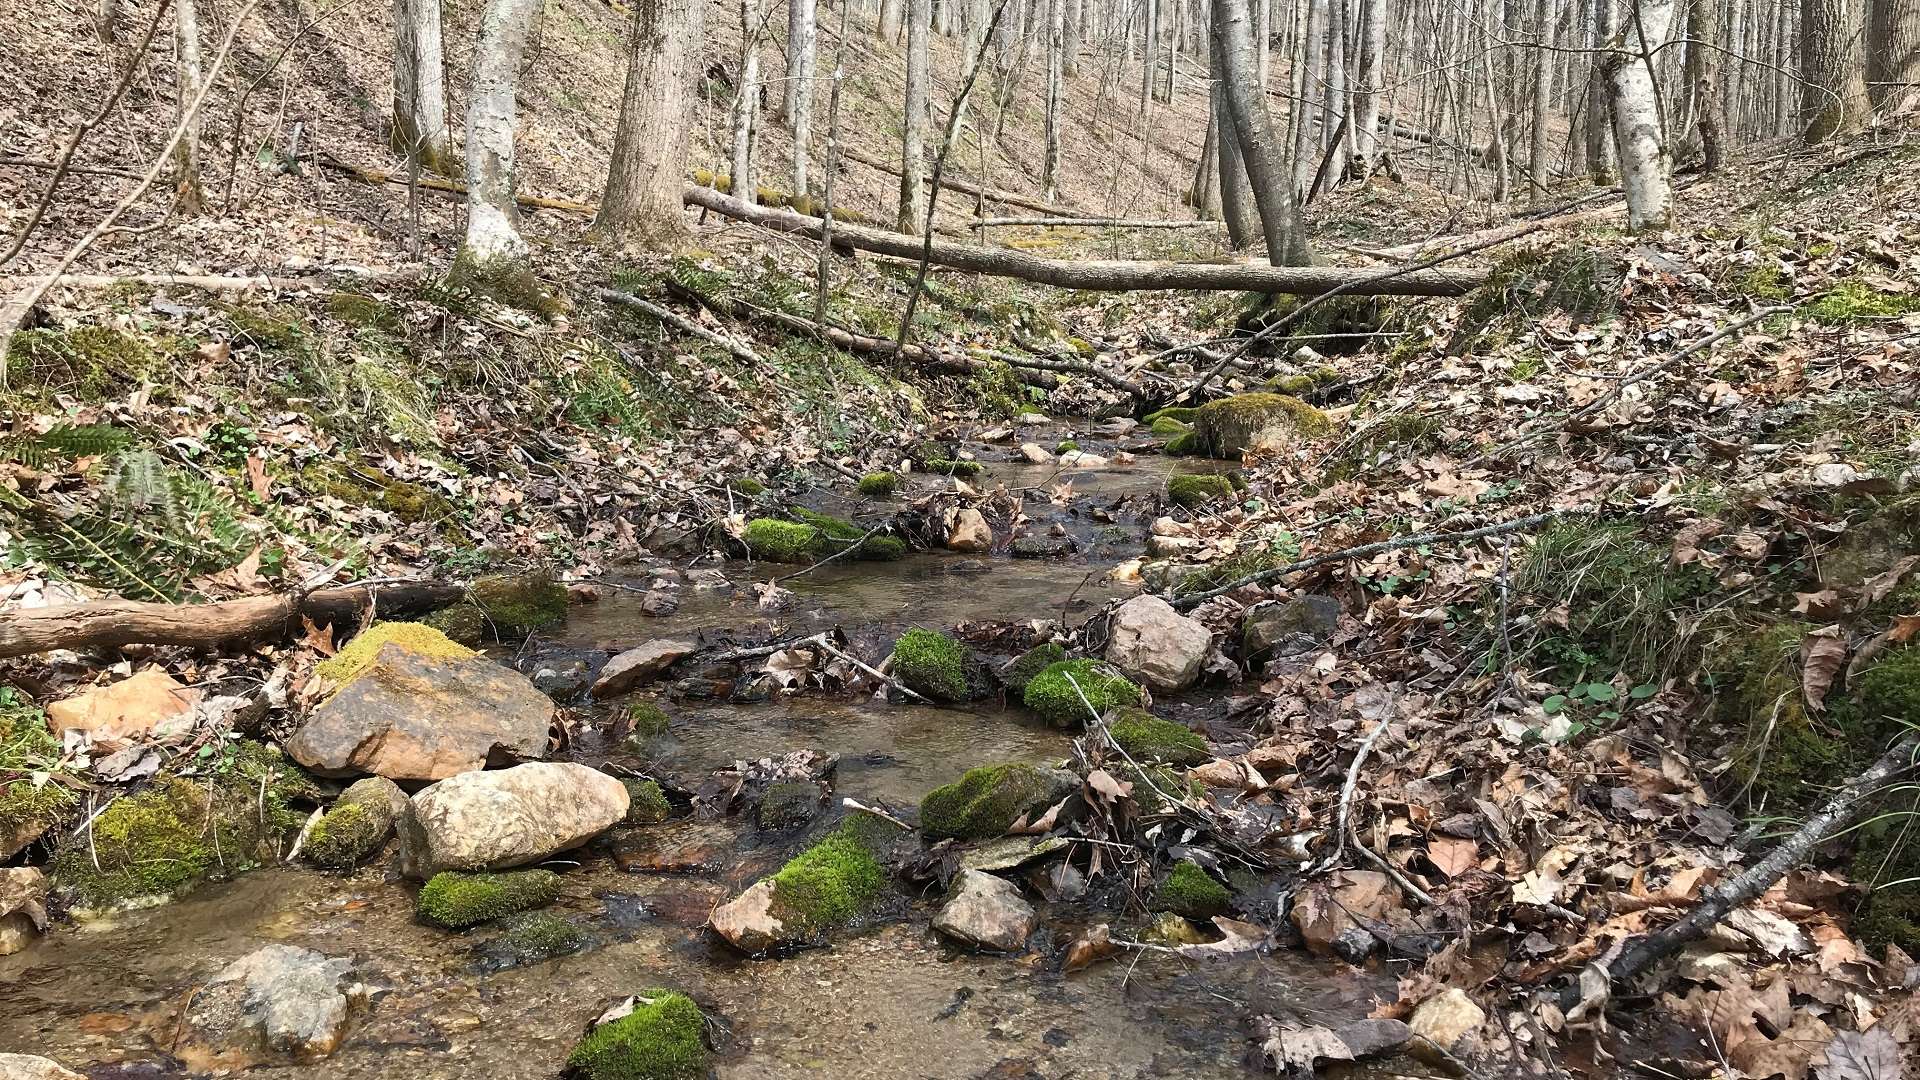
(838, 148, 1094, 219)
(0, 582, 462, 659)
(682, 187, 1487, 296)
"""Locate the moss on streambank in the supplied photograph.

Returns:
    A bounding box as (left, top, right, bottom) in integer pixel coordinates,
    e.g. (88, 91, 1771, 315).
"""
(890, 628, 969, 702)
(1023, 659, 1142, 726)
(744, 510, 906, 563)
(416, 869, 561, 929)
(766, 815, 897, 933)
(567, 990, 707, 1080)
(313, 621, 477, 687)
(1109, 709, 1209, 767)
(1152, 861, 1230, 920)
(919, 763, 1069, 840)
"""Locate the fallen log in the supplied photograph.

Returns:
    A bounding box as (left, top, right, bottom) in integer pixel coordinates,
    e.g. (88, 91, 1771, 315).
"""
(0, 268, 417, 293)
(968, 216, 1222, 229)
(0, 582, 463, 659)
(681, 187, 1487, 297)
(309, 155, 598, 214)
(840, 148, 1094, 219)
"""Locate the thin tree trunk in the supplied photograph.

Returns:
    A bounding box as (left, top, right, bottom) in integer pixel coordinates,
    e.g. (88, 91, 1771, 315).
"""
(1352, 0, 1387, 175)
(881, 0, 906, 38)
(1776, 0, 1798, 135)
(1044, 0, 1066, 200)
(1586, 0, 1617, 184)
(1212, 17, 1257, 246)
(1063, 0, 1083, 73)
(460, 0, 543, 264)
(1192, 98, 1221, 216)
(899, 0, 932, 230)
(730, 0, 762, 199)
(597, 0, 706, 246)
(1868, 0, 1920, 112)
(392, 0, 455, 175)
(1527, 0, 1554, 196)
(1801, 0, 1870, 139)
(786, 0, 818, 193)
(1606, 0, 1677, 231)
(1213, 0, 1307, 264)
(172, 0, 205, 214)
(1688, 0, 1726, 170)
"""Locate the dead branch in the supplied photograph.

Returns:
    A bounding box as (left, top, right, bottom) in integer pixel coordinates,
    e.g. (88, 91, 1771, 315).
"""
(682, 187, 1488, 297)
(840, 147, 1096, 219)
(0, 269, 415, 292)
(0, 582, 463, 659)
(1559, 730, 1920, 1017)
(596, 287, 768, 369)
(967, 216, 1221, 229)
(309, 156, 597, 214)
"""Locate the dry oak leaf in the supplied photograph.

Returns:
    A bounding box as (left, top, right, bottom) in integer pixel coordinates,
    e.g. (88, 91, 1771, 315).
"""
(1800, 626, 1850, 713)
(1817, 1026, 1903, 1080)
(1427, 836, 1480, 879)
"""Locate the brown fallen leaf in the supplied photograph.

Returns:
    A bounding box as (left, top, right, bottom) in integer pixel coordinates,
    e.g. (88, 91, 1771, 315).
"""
(1800, 627, 1849, 712)
(1063, 923, 1121, 973)
(1427, 836, 1480, 879)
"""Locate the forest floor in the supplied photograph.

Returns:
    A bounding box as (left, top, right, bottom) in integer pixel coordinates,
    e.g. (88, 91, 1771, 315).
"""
(4, 2, 1920, 1073)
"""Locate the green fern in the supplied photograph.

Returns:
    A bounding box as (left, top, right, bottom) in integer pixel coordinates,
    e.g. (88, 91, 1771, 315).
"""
(40, 424, 133, 457)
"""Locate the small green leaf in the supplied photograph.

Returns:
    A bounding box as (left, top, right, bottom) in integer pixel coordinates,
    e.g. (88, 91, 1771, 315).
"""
(1542, 694, 1568, 715)
(1630, 683, 1658, 700)
(1585, 683, 1617, 703)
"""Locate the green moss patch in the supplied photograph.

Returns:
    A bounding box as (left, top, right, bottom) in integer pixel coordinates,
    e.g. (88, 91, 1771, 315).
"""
(858, 472, 902, 497)
(325, 292, 403, 331)
(471, 571, 569, 636)
(890, 628, 969, 702)
(743, 518, 819, 563)
(6, 325, 166, 399)
(1143, 407, 1198, 426)
(767, 815, 894, 932)
(1163, 430, 1200, 456)
(1109, 709, 1209, 767)
(1192, 393, 1332, 458)
(1152, 861, 1230, 920)
(627, 700, 672, 743)
(1805, 280, 1920, 324)
(1148, 416, 1193, 438)
(305, 799, 387, 869)
(1002, 642, 1066, 695)
(791, 508, 903, 561)
(416, 869, 561, 929)
(313, 621, 476, 687)
(487, 910, 588, 966)
(919, 763, 1068, 840)
(624, 779, 672, 825)
(421, 603, 487, 645)
(1, 692, 76, 854)
(1022, 659, 1142, 727)
(567, 990, 707, 1080)
(1167, 473, 1235, 509)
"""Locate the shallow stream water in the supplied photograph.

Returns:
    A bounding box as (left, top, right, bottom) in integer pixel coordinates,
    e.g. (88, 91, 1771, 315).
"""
(0, 429, 1401, 1078)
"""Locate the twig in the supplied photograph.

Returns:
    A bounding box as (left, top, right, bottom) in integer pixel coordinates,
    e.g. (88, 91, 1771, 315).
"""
(597, 287, 768, 369)
(775, 524, 890, 583)
(843, 797, 914, 830)
(1169, 510, 1567, 611)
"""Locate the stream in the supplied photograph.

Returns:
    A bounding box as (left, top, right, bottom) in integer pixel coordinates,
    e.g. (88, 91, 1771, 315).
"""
(0, 427, 1401, 1078)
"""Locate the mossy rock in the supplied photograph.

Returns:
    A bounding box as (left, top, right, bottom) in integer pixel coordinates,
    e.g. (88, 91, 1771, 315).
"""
(1055, 440, 1080, 454)
(566, 989, 707, 1080)
(324, 292, 403, 331)
(919, 763, 1073, 840)
(1448, 246, 1621, 355)
(857, 472, 901, 498)
(890, 628, 969, 702)
(1167, 473, 1235, 509)
(742, 519, 818, 563)
(626, 700, 672, 745)
(624, 779, 673, 825)
(226, 304, 309, 350)
(1148, 415, 1193, 438)
(416, 869, 561, 929)
(1162, 430, 1200, 456)
(484, 911, 588, 967)
(1002, 642, 1066, 696)
(756, 781, 823, 830)
(314, 621, 476, 687)
(1109, 709, 1209, 767)
(729, 476, 768, 497)
(5, 325, 166, 399)
(421, 602, 488, 646)
(305, 778, 405, 869)
(919, 457, 985, 477)
(1143, 407, 1198, 426)
(790, 508, 905, 561)
(1151, 861, 1230, 920)
(1263, 367, 1341, 395)
(1191, 393, 1331, 458)
(766, 815, 896, 933)
(1118, 762, 1204, 815)
(1022, 659, 1142, 727)
(470, 571, 569, 636)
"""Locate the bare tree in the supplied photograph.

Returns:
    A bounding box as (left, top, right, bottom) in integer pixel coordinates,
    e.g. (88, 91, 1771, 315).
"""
(1802, 0, 1870, 139)
(597, 0, 706, 246)
(1352, 0, 1389, 176)
(1213, 0, 1308, 264)
(881, 0, 906, 38)
(898, 0, 932, 230)
(172, 0, 205, 214)
(392, 0, 455, 175)
(1043, 0, 1066, 200)
(1605, 0, 1676, 231)
(785, 0, 818, 194)
(730, 0, 764, 198)
(460, 0, 544, 266)
(1686, 0, 1726, 170)
(1869, 0, 1920, 113)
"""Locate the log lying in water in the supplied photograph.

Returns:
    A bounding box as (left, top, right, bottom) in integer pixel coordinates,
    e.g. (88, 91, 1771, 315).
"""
(0, 582, 462, 659)
(681, 187, 1487, 296)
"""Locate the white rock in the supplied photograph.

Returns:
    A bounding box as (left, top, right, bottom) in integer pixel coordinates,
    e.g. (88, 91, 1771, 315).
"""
(1104, 594, 1212, 691)
(0, 1055, 85, 1080)
(189, 944, 365, 1061)
(1059, 450, 1109, 468)
(932, 870, 1037, 952)
(1019, 442, 1054, 464)
(708, 879, 788, 954)
(1409, 988, 1485, 1055)
(946, 508, 994, 553)
(398, 762, 629, 879)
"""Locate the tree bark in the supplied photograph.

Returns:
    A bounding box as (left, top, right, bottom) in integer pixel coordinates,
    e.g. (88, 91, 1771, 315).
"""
(1605, 0, 1676, 232)
(898, 0, 933, 231)
(1213, 0, 1308, 264)
(0, 584, 465, 660)
(1191, 100, 1221, 217)
(1802, 0, 1870, 139)
(1062, 0, 1082, 74)
(1585, 0, 1616, 184)
(596, 0, 705, 246)
(172, 0, 205, 214)
(1352, 0, 1388, 176)
(392, 0, 455, 175)
(682, 186, 1484, 292)
(880, 0, 906, 38)
(730, 0, 762, 201)
(786, 0, 818, 194)
(460, 0, 543, 264)
(1687, 0, 1726, 170)
(1213, 28, 1258, 247)
(1868, 0, 1920, 113)
(1527, 0, 1554, 197)
(1043, 0, 1065, 200)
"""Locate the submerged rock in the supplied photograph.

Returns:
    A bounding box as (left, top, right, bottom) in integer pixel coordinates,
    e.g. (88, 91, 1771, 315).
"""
(919, 763, 1076, 840)
(592, 639, 700, 699)
(755, 781, 823, 830)
(623, 779, 673, 825)
(567, 990, 708, 1080)
(932, 869, 1037, 952)
(304, 776, 409, 870)
(398, 762, 629, 878)
(946, 508, 994, 553)
(286, 622, 554, 781)
(1009, 536, 1073, 559)
(1104, 594, 1211, 691)
(476, 911, 588, 969)
(708, 815, 896, 952)
(185, 944, 364, 1062)
(0, 867, 49, 956)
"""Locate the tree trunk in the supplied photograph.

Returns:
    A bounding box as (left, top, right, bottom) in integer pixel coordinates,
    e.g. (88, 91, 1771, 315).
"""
(1043, 0, 1065, 200)
(1213, 0, 1307, 264)
(97, 0, 120, 40)
(172, 0, 205, 214)
(1606, 0, 1677, 231)
(1212, 18, 1257, 247)
(392, 0, 455, 175)
(1192, 99, 1222, 216)
(1352, 0, 1387, 176)
(880, 0, 906, 38)
(1063, 0, 1082, 73)
(1586, 0, 1616, 184)
(597, 0, 705, 246)
(1869, 0, 1920, 112)
(1291, 0, 1326, 193)
(1527, 0, 1554, 197)
(1802, 0, 1870, 139)
(460, 0, 543, 264)
(786, 0, 818, 194)
(730, 0, 762, 200)
(1776, 0, 1798, 135)
(1687, 0, 1726, 170)
(683, 185, 1486, 293)
(899, 0, 932, 231)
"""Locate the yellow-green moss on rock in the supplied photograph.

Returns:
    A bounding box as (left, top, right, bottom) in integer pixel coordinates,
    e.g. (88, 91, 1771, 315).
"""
(1022, 659, 1142, 727)
(1109, 709, 1209, 767)
(566, 990, 707, 1080)
(1167, 473, 1235, 509)
(624, 779, 672, 824)
(1002, 642, 1066, 695)
(471, 572, 569, 636)
(1152, 861, 1230, 920)
(890, 628, 969, 702)
(858, 472, 901, 497)
(305, 800, 386, 870)
(767, 815, 894, 932)
(1191, 393, 1331, 459)
(315, 621, 477, 687)
(416, 869, 561, 929)
(743, 518, 819, 563)
(299, 462, 452, 523)
(919, 763, 1071, 840)
(1805, 280, 1920, 324)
